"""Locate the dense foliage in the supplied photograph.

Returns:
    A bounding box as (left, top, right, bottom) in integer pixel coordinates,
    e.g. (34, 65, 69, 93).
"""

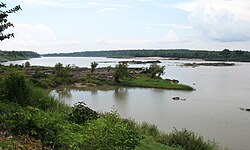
(145, 63, 165, 78)
(43, 49, 250, 62)
(157, 128, 218, 150)
(114, 62, 130, 82)
(69, 102, 99, 124)
(2, 72, 30, 105)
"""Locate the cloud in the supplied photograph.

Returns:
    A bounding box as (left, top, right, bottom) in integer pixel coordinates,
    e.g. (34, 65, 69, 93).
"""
(87, 2, 101, 6)
(94, 30, 182, 49)
(173, 0, 250, 42)
(96, 3, 131, 13)
(111, 4, 131, 8)
(159, 30, 180, 43)
(146, 23, 192, 29)
(96, 8, 117, 13)
(1, 23, 82, 53)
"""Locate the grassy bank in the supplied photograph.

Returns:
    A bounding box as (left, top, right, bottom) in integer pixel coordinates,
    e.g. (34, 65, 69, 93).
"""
(0, 72, 220, 150)
(120, 75, 194, 90)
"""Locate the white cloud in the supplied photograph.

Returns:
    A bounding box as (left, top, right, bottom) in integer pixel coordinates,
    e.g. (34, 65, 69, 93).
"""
(87, 2, 101, 6)
(94, 30, 182, 49)
(1, 23, 82, 53)
(97, 8, 117, 13)
(159, 30, 180, 43)
(111, 4, 131, 8)
(174, 0, 250, 42)
(146, 23, 192, 29)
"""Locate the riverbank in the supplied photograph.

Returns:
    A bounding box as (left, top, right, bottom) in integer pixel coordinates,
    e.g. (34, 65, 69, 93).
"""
(0, 72, 220, 149)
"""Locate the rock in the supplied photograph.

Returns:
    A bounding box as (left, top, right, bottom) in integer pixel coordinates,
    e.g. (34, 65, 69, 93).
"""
(172, 97, 180, 100)
(239, 107, 250, 112)
(84, 83, 97, 86)
(164, 78, 179, 84)
(172, 79, 179, 84)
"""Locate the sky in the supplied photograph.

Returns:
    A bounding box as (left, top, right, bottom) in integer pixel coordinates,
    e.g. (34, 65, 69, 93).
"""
(1, 0, 250, 54)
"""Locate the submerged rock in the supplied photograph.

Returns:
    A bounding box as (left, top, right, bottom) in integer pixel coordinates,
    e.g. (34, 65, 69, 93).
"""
(239, 107, 250, 112)
(172, 97, 180, 100)
(172, 97, 186, 101)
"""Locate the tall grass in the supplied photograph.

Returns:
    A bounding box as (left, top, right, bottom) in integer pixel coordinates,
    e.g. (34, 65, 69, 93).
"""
(157, 128, 219, 150)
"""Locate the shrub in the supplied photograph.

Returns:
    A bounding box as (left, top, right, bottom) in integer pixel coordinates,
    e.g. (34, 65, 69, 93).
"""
(157, 128, 218, 150)
(114, 62, 129, 82)
(145, 63, 165, 78)
(69, 102, 99, 124)
(2, 72, 31, 105)
(90, 62, 98, 73)
(83, 110, 142, 149)
(1, 102, 84, 149)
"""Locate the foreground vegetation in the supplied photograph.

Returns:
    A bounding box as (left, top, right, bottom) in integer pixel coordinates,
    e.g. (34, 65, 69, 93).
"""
(43, 49, 250, 62)
(0, 72, 220, 149)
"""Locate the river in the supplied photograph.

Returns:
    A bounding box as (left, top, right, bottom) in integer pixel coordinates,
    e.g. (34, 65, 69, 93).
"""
(3, 57, 250, 150)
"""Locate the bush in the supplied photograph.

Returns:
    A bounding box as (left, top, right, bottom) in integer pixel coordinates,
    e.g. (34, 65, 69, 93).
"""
(83, 110, 142, 149)
(0, 102, 84, 149)
(114, 62, 129, 82)
(157, 128, 218, 150)
(145, 63, 165, 78)
(69, 102, 99, 124)
(90, 62, 98, 73)
(2, 72, 31, 105)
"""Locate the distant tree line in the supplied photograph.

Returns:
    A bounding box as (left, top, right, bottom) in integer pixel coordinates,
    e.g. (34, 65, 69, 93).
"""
(0, 50, 40, 61)
(42, 49, 250, 62)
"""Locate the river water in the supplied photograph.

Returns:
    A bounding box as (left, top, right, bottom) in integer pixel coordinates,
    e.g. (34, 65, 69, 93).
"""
(4, 57, 250, 150)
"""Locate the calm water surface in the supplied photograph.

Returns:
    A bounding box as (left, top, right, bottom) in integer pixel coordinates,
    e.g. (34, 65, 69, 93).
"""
(4, 57, 250, 150)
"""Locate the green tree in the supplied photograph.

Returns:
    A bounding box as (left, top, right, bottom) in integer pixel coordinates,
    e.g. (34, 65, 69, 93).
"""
(53, 63, 71, 78)
(220, 49, 231, 59)
(90, 62, 98, 73)
(24, 61, 31, 67)
(2, 72, 30, 105)
(147, 63, 165, 78)
(0, 2, 21, 41)
(114, 63, 129, 82)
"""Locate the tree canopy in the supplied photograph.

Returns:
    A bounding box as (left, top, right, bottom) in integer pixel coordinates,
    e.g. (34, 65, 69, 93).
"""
(0, 2, 21, 41)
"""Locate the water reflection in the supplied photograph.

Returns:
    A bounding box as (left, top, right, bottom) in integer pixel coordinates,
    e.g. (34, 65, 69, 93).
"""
(55, 88, 72, 99)
(114, 87, 128, 100)
(91, 90, 98, 95)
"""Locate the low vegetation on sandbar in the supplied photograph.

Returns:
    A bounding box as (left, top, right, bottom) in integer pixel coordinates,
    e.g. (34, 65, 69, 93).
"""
(0, 61, 194, 91)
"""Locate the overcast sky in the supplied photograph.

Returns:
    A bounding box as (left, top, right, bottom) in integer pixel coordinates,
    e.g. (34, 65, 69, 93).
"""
(1, 0, 250, 53)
